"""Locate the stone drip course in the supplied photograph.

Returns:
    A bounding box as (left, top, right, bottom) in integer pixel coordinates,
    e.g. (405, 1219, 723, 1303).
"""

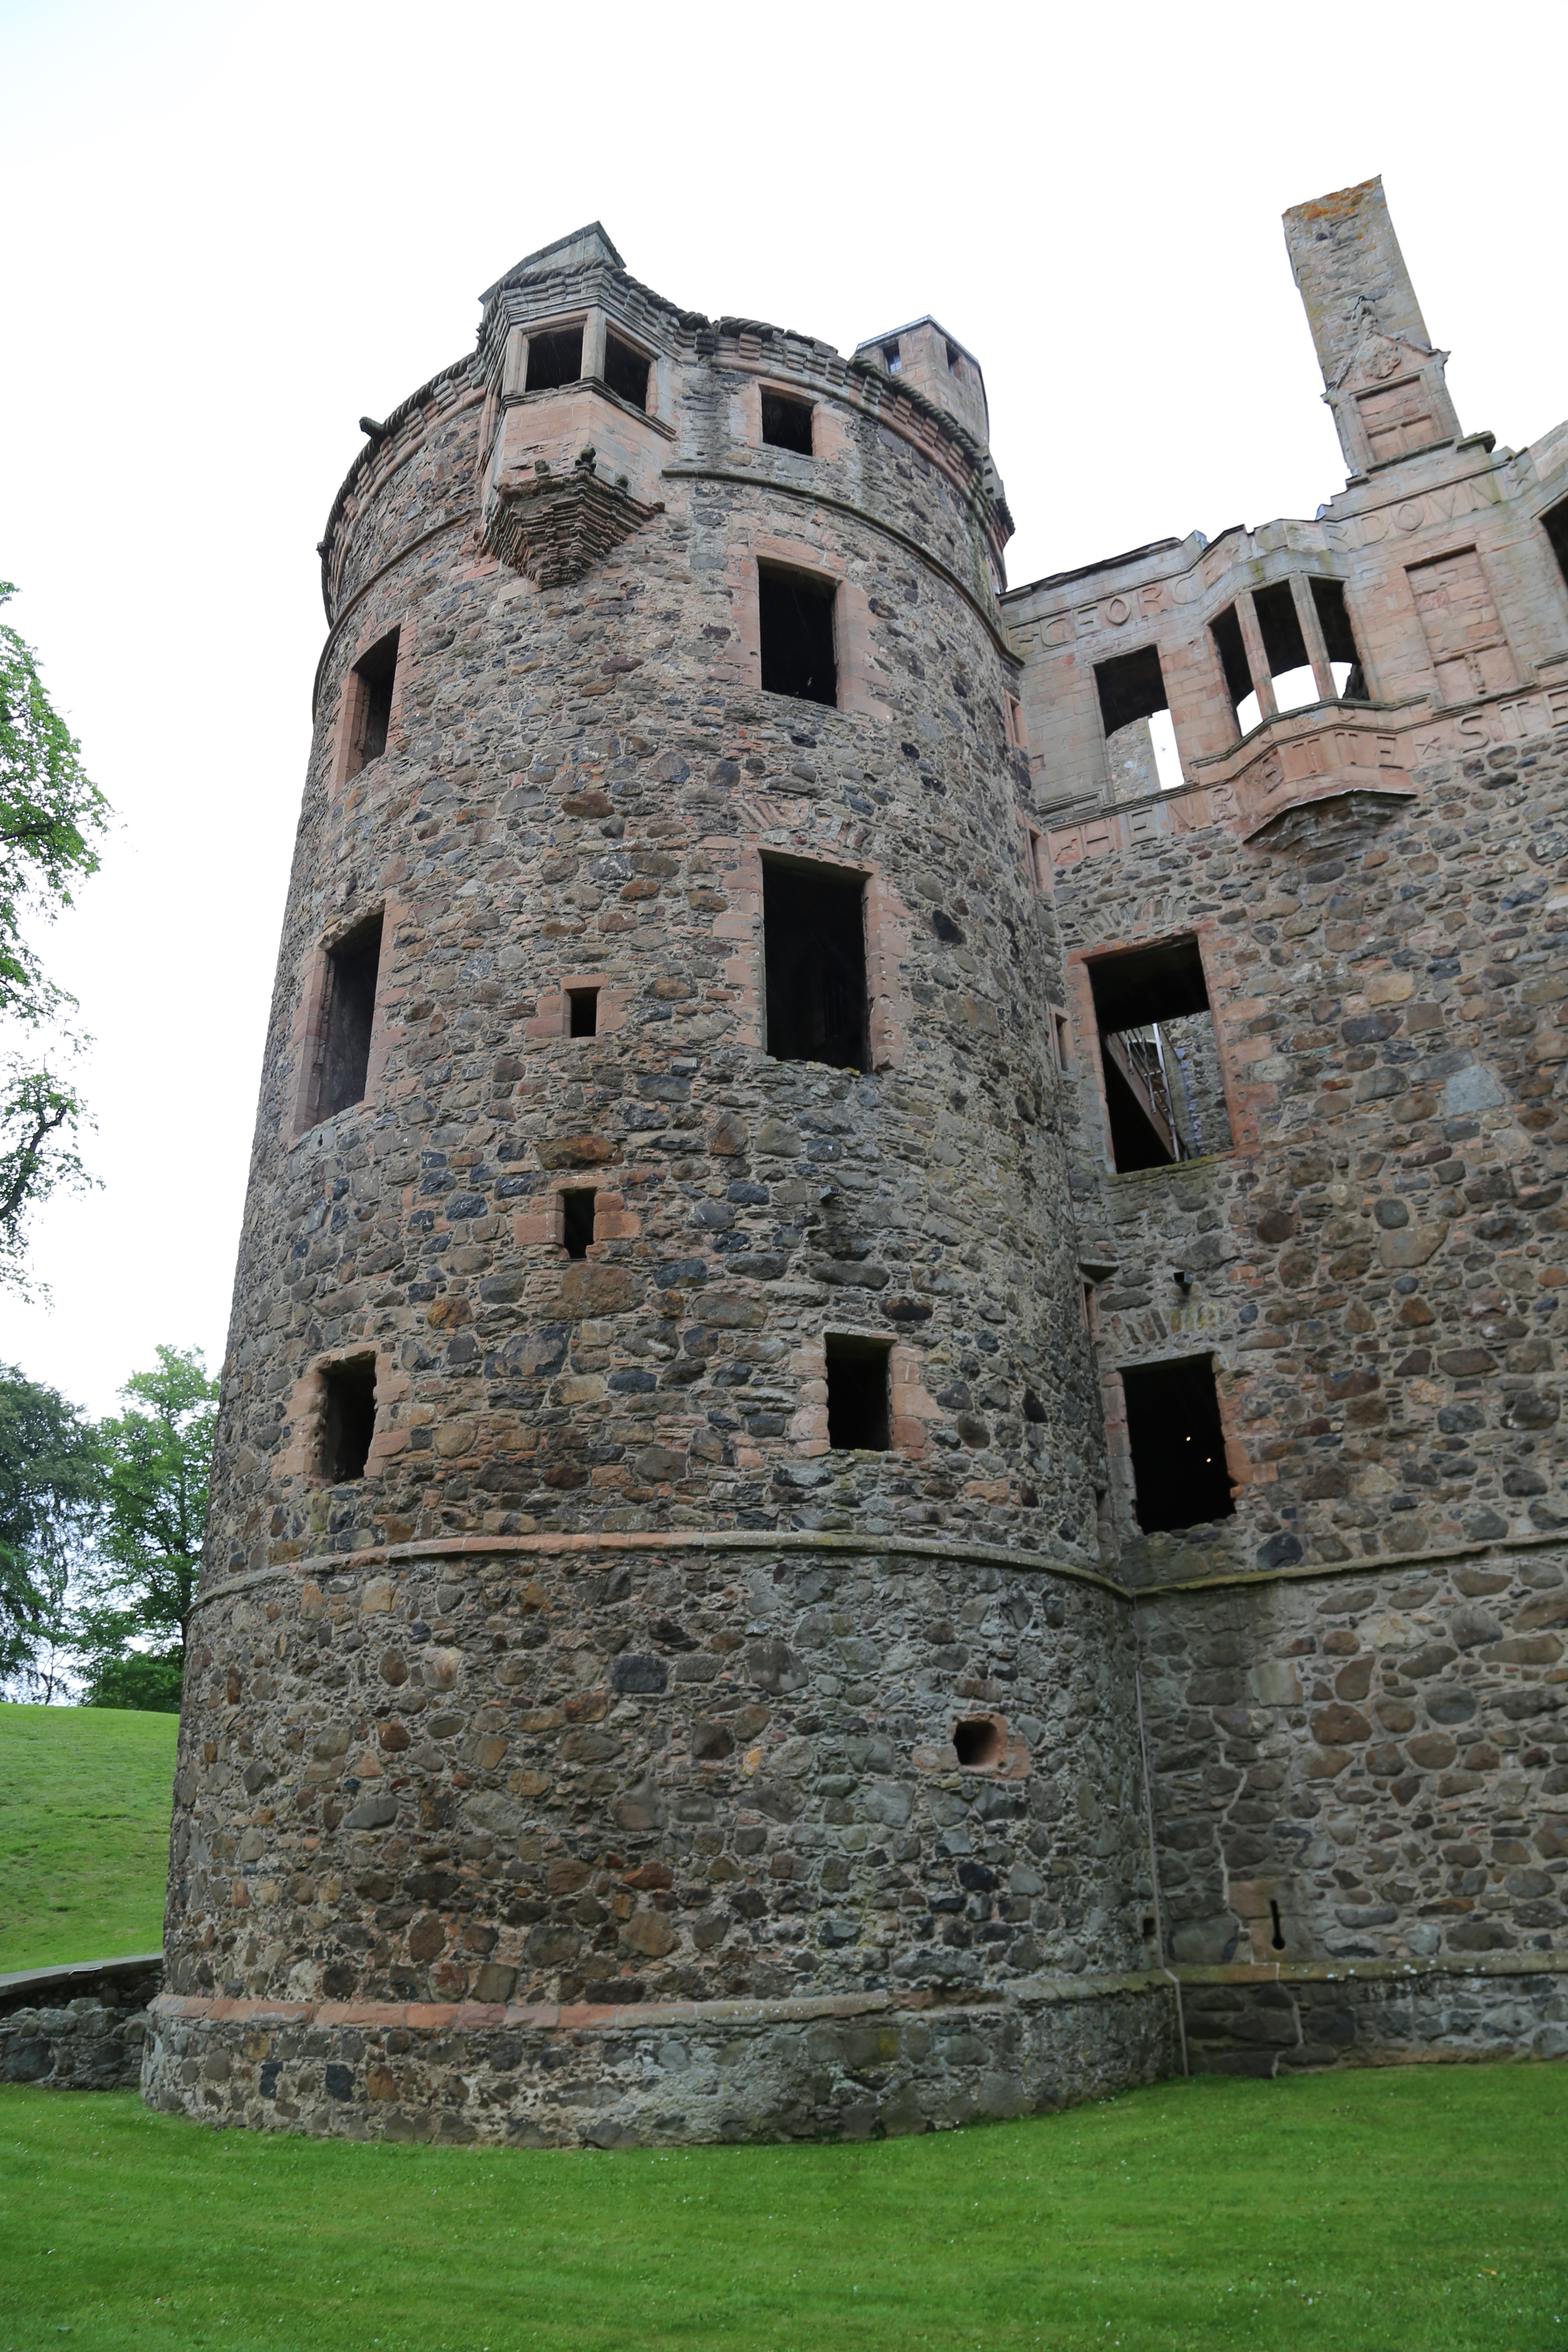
(149, 181, 1568, 2142)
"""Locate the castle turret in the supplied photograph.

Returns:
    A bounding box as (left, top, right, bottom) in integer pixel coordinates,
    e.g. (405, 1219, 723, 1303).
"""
(146, 229, 1150, 2146)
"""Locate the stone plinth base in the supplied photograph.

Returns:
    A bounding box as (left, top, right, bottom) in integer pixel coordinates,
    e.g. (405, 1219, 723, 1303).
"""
(142, 1956, 1568, 2144)
(143, 1976, 1173, 2147)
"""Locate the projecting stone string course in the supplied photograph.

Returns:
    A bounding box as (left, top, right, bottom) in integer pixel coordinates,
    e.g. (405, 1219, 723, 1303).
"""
(145, 184, 1568, 2145)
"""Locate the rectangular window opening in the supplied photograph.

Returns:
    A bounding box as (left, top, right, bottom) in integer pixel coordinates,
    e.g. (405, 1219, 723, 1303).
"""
(567, 986, 600, 1038)
(1310, 577, 1369, 701)
(1252, 581, 1317, 714)
(763, 858, 868, 1072)
(351, 629, 399, 770)
(1094, 644, 1182, 793)
(1210, 603, 1254, 730)
(320, 1357, 376, 1485)
(761, 390, 814, 455)
(1544, 496, 1568, 593)
(1088, 936, 1231, 1172)
(758, 563, 838, 707)
(525, 324, 584, 393)
(1121, 1355, 1234, 1534)
(316, 911, 384, 1125)
(1050, 1006, 1073, 1075)
(603, 333, 649, 410)
(882, 343, 902, 374)
(826, 1334, 891, 1452)
(561, 1190, 596, 1261)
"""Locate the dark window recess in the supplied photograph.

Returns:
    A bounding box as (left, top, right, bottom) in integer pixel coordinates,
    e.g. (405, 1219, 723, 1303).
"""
(882, 342, 901, 374)
(561, 1191, 596, 1260)
(316, 912, 383, 1124)
(952, 1716, 1003, 1767)
(763, 858, 868, 1071)
(1088, 935, 1230, 1172)
(321, 1358, 376, 1484)
(567, 987, 599, 1038)
(825, 1335, 890, 1451)
(1544, 496, 1568, 593)
(1253, 580, 1309, 680)
(1310, 578, 1368, 699)
(759, 564, 837, 705)
(1210, 604, 1254, 719)
(352, 629, 399, 767)
(1121, 1355, 1234, 1534)
(761, 390, 814, 454)
(525, 325, 584, 392)
(603, 334, 649, 410)
(1094, 643, 1168, 735)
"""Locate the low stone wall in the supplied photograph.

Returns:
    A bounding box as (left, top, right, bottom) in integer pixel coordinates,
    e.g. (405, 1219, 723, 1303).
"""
(1180, 1953, 1568, 2076)
(144, 1977, 1175, 2147)
(0, 1955, 162, 2089)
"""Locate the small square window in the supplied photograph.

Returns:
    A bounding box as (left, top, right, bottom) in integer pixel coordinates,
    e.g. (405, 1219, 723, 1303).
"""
(758, 564, 837, 706)
(561, 1190, 596, 1260)
(320, 1358, 376, 1484)
(825, 1335, 891, 1451)
(603, 333, 649, 410)
(315, 911, 383, 1125)
(1121, 1355, 1233, 1534)
(349, 629, 399, 773)
(526, 325, 584, 393)
(568, 987, 599, 1038)
(763, 858, 868, 1072)
(761, 391, 814, 455)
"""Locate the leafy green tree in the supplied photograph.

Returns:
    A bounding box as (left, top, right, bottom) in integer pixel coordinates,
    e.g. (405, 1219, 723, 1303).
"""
(73, 1347, 217, 1709)
(0, 1365, 101, 1696)
(0, 582, 110, 1291)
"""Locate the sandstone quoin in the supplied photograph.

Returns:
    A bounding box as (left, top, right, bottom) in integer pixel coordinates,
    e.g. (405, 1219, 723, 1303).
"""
(144, 184, 1568, 2145)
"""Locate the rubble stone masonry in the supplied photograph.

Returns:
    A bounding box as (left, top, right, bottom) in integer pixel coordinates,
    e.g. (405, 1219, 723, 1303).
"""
(147, 187, 1568, 2144)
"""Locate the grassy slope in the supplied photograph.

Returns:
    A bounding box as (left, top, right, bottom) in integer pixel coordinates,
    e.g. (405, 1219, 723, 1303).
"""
(1, 2066, 1564, 2349)
(0, 1704, 175, 1972)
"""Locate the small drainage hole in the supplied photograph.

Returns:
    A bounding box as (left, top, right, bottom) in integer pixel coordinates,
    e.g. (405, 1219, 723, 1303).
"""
(952, 1717, 1003, 1769)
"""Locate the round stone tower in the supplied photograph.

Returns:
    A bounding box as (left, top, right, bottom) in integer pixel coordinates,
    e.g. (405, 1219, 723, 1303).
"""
(146, 225, 1160, 2144)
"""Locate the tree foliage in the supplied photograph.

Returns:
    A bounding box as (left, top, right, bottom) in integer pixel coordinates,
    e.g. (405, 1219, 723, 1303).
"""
(0, 1365, 101, 1690)
(74, 1347, 217, 1686)
(0, 582, 110, 1289)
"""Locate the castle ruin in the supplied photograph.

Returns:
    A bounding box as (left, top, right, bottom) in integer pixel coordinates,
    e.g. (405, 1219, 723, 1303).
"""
(147, 179, 1568, 2143)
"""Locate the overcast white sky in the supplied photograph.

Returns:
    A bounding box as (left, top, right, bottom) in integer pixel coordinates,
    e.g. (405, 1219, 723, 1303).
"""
(2, 0, 1564, 1416)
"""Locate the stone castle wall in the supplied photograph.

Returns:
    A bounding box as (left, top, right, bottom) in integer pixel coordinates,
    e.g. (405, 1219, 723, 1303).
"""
(146, 188, 1568, 2143)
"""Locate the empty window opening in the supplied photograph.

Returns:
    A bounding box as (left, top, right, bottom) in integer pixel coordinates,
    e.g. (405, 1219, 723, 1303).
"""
(1081, 1280, 1098, 1341)
(1210, 603, 1255, 731)
(561, 1190, 597, 1260)
(758, 564, 837, 705)
(1544, 496, 1568, 596)
(567, 986, 600, 1038)
(1269, 1898, 1286, 1951)
(525, 324, 584, 393)
(761, 390, 814, 454)
(603, 332, 649, 410)
(1142, 1914, 1158, 1941)
(1005, 693, 1028, 750)
(1050, 1006, 1073, 1075)
(882, 342, 902, 374)
(763, 858, 868, 1072)
(1088, 936, 1231, 1172)
(952, 1715, 1004, 1769)
(1311, 577, 1369, 701)
(1121, 1354, 1234, 1534)
(1094, 644, 1182, 794)
(350, 629, 399, 770)
(825, 1334, 891, 1451)
(315, 911, 384, 1125)
(320, 1358, 376, 1484)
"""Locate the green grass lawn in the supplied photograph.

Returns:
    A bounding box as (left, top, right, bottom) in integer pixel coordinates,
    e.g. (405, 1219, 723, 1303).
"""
(0, 1705, 175, 1973)
(0, 2065, 1562, 2349)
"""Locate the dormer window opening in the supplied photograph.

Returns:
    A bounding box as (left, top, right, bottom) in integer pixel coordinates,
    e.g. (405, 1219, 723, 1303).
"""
(1094, 643, 1182, 795)
(603, 332, 650, 410)
(761, 390, 814, 455)
(526, 324, 584, 392)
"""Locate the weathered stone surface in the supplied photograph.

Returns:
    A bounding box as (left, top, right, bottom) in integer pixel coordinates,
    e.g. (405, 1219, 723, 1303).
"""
(146, 184, 1568, 2146)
